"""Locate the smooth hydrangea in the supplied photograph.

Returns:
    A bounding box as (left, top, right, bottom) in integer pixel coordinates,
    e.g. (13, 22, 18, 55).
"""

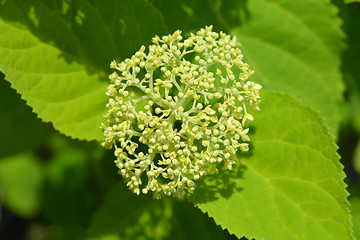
(101, 26, 261, 199)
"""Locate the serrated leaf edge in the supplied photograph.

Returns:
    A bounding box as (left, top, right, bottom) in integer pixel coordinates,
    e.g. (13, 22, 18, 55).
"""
(192, 90, 354, 240)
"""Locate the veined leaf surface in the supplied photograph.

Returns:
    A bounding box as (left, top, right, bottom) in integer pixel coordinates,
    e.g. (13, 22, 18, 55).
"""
(193, 91, 352, 240)
(0, 0, 167, 141)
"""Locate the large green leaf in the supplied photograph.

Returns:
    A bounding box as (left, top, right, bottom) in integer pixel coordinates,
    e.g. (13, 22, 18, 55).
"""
(192, 91, 352, 240)
(150, 0, 223, 33)
(231, 0, 345, 136)
(0, 0, 167, 141)
(0, 153, 43, 217)
(349, 192, 360, 239)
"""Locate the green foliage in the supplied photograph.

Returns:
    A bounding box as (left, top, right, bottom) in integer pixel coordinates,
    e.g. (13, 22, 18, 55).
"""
(345, 0, 360, 4)
(349, 194, 360, 239)
(0, 153, 43, 217)
(193, 91, 351, 239)
(0, 0, 358, 239)
(43, 148, 94, 225)
(341, 3, 360, 132)
(87, 183, 236, 240)
(232, 0, 345, 136)
(0, 74, 52, 157)
(354, 140, 360, 174)
(40, 147, 98, 240)
(153, 0, 345, 135)
(0, 0, 167, 141)
(87, 184, 173, 240)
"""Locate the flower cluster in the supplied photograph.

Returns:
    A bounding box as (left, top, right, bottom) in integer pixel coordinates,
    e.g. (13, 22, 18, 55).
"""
(101, 26, 261, 198)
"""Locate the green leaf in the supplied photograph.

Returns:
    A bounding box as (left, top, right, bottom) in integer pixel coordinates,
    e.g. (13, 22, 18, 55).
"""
(170, 200, 237, 240)
(0, 74, 53, 157)
(0, 0, 167, 141)
(192, 91, 353, 240)
(231, 0, 345, 135)
(350, 197, 360, 239)
(349, 190, 360, 239)
(150, 0, 250, 39)
(150, 0, 223, 33)
(150, 0, 345, 134)
(87, 183, 173, 240)
(87, 183, 237, 240)
(0, 153, 43, 217)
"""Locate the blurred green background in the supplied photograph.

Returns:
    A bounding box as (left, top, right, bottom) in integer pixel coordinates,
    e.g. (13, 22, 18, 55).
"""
(1, 0, 360, 239)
